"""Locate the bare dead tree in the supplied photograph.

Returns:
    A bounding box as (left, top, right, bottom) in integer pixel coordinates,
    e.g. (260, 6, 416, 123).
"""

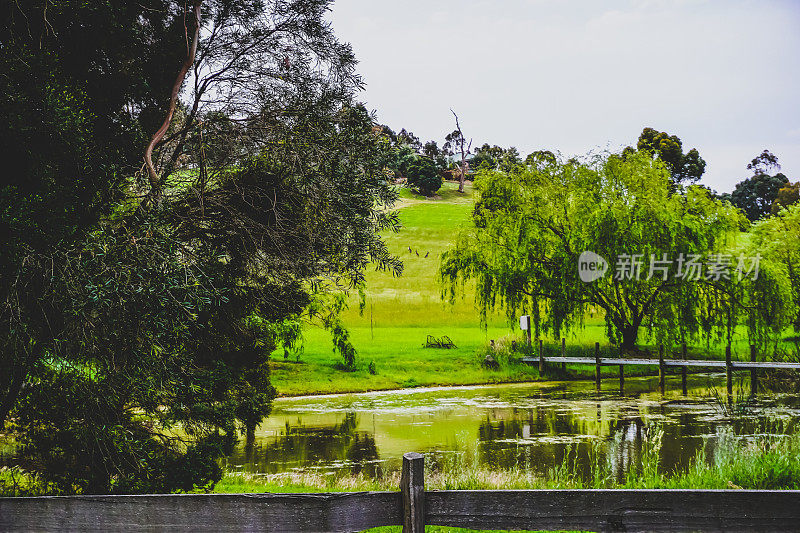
(450, 109, 472, 193)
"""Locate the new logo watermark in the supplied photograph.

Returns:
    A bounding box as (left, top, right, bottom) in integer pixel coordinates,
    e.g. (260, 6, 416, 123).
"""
(577, 251, 761, 283)
(578, 251, 609, 282)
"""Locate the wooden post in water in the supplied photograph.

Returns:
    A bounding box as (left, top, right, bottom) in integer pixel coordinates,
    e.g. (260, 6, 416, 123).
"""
(750, 344, 758, 396)
(594, 342, 601, 392)
(726, 344, 733, 398)
(538, 339, 544, 375)
(681, 343, 688, 396)
(401, 452, 425, 533)
(658, 345, 665, 395)
(561, 338, 566, 372)
(618, 363, 624, 394)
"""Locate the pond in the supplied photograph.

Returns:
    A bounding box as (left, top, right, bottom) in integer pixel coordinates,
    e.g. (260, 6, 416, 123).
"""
(225, 373, 800, 481)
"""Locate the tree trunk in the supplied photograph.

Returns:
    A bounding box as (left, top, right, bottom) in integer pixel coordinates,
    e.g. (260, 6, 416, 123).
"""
(143, 0, 203, 199)
(451, 110, 470, 193)
(0, 369, 24, 430)
(620, 324, 639, 352)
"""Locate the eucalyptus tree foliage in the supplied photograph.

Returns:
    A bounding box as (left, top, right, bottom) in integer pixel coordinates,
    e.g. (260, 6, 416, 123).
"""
(772, 182, 800, 215)
(1, 0, 400, 494)
(730, 172, 790, 221)
(169, 100, 402, 363)
(148, 0, 364, 196)
(439, 150, 756, 351)
(6, 101, 398, 495)
(11, 216, 278, 495)
(635, 127, 706, 189)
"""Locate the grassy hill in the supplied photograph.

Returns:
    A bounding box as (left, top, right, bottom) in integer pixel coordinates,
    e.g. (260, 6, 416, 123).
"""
(269, 181, 787, 397)
(270, 182, 609, 396)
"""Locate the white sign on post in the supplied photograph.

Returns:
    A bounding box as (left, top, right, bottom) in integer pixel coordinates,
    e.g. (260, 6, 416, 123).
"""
(519, 315, 531, 331)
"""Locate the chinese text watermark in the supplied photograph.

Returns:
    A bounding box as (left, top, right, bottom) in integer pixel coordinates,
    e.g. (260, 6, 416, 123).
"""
(578, 251, 760, 283)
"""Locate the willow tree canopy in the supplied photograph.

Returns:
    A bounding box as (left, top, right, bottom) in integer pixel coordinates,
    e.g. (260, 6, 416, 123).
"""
(440, 150, 791, 351)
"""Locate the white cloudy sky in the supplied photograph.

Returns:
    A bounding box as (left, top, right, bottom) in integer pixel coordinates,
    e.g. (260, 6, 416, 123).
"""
(328, 0, 800, 192)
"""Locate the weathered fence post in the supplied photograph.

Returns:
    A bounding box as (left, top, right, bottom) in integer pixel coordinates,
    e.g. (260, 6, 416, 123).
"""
(726, 344, 733, 398)
(538, 339, 545, 375)
(658, 345, 665, 395)
(681, 343, 688, 396)
(750, 344, 757, 396)
(561, 338, 566, 372)
(525, 320, 532, 347)
(594, 342, 601, 391)
(401, 452, 425, 533)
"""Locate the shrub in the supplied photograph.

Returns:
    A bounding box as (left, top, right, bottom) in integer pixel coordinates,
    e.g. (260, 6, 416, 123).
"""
(406, 157, 442, 196)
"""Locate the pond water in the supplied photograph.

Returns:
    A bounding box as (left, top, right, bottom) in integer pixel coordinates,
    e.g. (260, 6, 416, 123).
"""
(225, 374, 800, 481)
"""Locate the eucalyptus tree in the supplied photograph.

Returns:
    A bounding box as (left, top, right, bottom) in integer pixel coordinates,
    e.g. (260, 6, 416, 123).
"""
(470, 144, 523, 173)
(772, 182, 800, 214)
(636, 127, 706, 189)
(730, 150, 790, 221)
(141, 0, 366, 200)
(422, 140, 448, 173)
(396, 128, 423, 151)
(439, 150, 752, 351)
(1, 0, 400, 494)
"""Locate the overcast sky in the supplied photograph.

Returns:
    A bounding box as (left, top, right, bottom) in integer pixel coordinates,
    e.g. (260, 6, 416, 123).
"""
(328, 0, 799, 193)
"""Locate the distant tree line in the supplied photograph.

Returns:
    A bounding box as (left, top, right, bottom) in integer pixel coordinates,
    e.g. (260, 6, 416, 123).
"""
(630, 128, 798, 221)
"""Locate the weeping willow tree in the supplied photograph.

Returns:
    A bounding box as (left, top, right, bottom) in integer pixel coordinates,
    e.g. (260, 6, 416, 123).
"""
(439, 150, 793, 352)
(747, 203, 800, 335)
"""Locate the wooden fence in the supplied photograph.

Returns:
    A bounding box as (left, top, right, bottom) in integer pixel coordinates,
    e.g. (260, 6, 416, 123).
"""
(4, 453, 800, 532)
(523, 340, 800, 396)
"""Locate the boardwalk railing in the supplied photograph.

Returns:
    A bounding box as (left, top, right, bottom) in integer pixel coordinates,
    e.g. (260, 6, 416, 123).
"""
(523, 341, 800, 395)
(4, 453, 800, 532)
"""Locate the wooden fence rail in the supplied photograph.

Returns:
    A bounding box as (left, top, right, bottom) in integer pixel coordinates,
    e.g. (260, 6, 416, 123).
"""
(4, 453, 800, 532)
(522, 340, 800, 396)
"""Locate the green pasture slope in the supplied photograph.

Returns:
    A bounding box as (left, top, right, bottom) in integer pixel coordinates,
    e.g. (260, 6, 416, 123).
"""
(271, 182, 632, 396)
(269, 182, 789, 397)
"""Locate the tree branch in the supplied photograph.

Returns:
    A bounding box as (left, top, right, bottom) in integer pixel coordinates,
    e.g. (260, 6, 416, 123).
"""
(143, 0, 202, 198)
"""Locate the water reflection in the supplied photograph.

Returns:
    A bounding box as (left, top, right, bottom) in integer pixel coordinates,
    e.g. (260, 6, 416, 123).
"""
(226, 375, 800, 481)
(228, 412, 382, 477)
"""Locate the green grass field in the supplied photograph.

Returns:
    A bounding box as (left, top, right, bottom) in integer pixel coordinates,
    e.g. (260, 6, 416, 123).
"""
(270, 181, 569, 396)
(342, 181, 486, 328)
(270, 181, 793, 397)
